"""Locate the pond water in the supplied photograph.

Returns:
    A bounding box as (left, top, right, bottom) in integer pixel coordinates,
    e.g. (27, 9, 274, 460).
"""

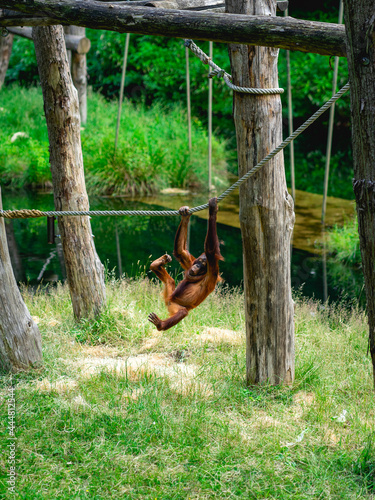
(3, 189, 364, 305)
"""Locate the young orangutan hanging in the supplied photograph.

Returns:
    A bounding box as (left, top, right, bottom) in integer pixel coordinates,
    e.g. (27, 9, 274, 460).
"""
(148, 197, 223, 331)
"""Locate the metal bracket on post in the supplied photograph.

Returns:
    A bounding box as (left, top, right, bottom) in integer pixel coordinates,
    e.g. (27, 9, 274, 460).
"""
(47, 216, 55, 244)
(276, 1, 288, 12)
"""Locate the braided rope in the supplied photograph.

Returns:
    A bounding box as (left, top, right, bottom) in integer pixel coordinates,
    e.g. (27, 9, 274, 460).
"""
(189, 82, 350, 214)
(0, 208, 180, 218)
(184, 39, 284, 95)
(0, 83, 350, 220)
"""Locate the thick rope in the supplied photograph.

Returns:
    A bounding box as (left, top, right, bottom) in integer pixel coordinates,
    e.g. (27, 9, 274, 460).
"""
(0, 83, 350, 220)
(190, 82, 350, 213)
(0, 208, 181, 218)
(184, 39, 284, 95)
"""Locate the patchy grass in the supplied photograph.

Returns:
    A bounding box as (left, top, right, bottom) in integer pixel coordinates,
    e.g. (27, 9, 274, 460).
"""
(0, 279, 374, 499)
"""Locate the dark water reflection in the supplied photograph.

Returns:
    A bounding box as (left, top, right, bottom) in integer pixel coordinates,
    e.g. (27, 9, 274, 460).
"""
(4, 190, 364, 305)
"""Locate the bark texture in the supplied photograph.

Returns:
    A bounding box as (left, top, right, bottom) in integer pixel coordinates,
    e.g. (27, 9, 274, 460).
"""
(0, 189, 42, 372)
(344, 0, 375, 387)
(0, 31, 13, 89)
(227, 0, 295, 385)
(33, 24, 106, 320)
(0, 0, 347, 57)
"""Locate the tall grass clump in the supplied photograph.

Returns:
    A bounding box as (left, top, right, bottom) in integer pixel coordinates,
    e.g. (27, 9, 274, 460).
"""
(0, 86, 229, 195)
(1, 278, 374, 499)
(326, 216, 361, 265)
(325, 217, 364, 300)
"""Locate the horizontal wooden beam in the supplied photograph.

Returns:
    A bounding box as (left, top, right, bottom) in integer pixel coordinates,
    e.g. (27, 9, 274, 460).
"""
(0, 9, 57, 26)
(98, 0, 288, 9)
(7, 26, 91, 52)
(0, 0, 347, 57)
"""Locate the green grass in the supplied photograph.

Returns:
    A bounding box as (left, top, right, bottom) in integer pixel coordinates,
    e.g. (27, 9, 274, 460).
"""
(1, 278, 374, 499)
(0, 86, 229, 195)
(326, 217, 361, 266)
(325, 217, 364, 301)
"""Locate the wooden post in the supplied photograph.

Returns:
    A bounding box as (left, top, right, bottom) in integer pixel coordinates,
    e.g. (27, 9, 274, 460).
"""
(343, 0, 375, 387)
(208, 40, 213, 191)
(64, 25, 88, 125)
(115, 32, 131, 152)
(0, 187, 43, 372)
(0, 30, 13, 89)
(33, 25, 106, 320)
(321, 0, 344, 223)
(227, 0, 295, 385)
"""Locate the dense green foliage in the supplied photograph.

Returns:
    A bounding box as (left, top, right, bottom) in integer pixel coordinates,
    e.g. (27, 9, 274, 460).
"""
(0, 86, 229, 194)
(4, 1, 355, 198)
(0, 279, 374, 498)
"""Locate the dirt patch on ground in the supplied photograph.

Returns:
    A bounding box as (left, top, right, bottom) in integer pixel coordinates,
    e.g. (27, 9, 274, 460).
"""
(78, 345, 120, 358)
(291, 391, 315, 420)
(36, 377, 78, 393)
(139, 331, 163, 352)
(67, 353, 213, 397)
(197, 327, 244, 345)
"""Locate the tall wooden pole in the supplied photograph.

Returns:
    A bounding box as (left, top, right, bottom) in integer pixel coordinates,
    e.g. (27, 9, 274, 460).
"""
(343, 0, 375, 387)
(115, 32, 131, 152)
(321, 0, 344, 223)
(208, 41, 213, 191)
(33, 25, 106, 320)
(0, 187, 42, 372)
(227, 0, 295, 385)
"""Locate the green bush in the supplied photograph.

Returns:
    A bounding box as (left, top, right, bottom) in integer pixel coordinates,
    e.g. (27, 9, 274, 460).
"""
(0, 86, 229, 194)
(4, 3, 354, 197)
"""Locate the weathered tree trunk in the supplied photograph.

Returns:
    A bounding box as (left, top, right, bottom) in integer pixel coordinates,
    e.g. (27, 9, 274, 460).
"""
(227, 0, 295, 385)
(0, 0, 347, 57)
(64, 25, 88, 125)
(33, 25, 106, 320)
(0, 31, 13, 89)
(344, 0, 375, 388)
(0, 188, 42, 372)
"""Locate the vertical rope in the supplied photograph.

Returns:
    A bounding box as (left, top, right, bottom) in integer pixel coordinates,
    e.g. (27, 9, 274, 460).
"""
(185, 46, 192, 152)
(208, 41, 213, 192)
(322, 0, 344, 223)
(284, 8, 295, 200)
(115, 32, 131, 153)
